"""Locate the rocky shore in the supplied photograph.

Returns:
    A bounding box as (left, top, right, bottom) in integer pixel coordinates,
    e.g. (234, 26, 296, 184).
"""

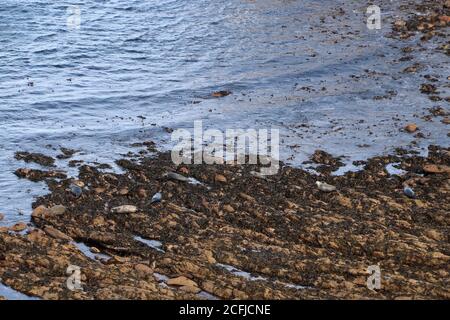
(0, 0, 449, 301)
(0, 143, 449, 300)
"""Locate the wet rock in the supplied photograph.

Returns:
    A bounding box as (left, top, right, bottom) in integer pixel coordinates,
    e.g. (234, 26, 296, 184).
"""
(94, 187, 106, 194)
(425, 229, 444, 241)
(440, 15, 450, 24)
(420, 84, 437, 94)
(239, 193, 255, 202)
(212, 90, 231, 98)
(312, 150, 337, 165)
(316, 181, 336, 192)
(165, 172, 189, 182)
(423, 164, 450, 174)
(10, 222, 27, 232)
(69, 184, 82, 198)
(214, 174, 227, 183)
(134, 264, 153, 275)
(167, 276, 198, 288)
(14, 168, 66, 182)
(72, 180, 85, 188)
(14, 152, 55, 167)
(180, 285, 201, 294)
(403, 186, 416, 198)
(310, 150, 344, 174)
(43, 226, 72, 241)
(405, 123, 418, 133)
(336, 195, 352, 208)
(56, 147, 77, 160)
(137, 188, 148, 198)
(223, 204, 235, 213)
(85, 247, 99, 254)
(48, 205, 66, 216)
(31, 206, 49, 219)
(151, 192, 162, 204)
(429, 107, 448, 117)
(111, 205, 138, 214)
(92, 216, 107, 227)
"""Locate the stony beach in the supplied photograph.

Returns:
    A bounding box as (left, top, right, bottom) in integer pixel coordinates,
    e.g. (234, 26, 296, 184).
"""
(0, 0, 449, 300)
(0, 142, 449, 300)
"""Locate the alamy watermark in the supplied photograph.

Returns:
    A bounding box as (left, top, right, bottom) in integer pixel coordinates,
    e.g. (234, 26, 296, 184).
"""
(367, 265, 381, 290)
(67, 5, 81, 31)
(366, 5, 381, 30)
(66, 265, 83, 291)
(171, 120, 280, 176)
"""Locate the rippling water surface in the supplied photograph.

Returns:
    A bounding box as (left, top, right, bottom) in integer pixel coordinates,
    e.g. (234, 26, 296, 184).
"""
(0, 0, 448, 233)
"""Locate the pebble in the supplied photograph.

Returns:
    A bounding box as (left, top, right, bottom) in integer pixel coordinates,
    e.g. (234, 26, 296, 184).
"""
(403, 186, 416, 198)
(151, 192, 162, 204)
(316, 181, 336, 192)
(165, 172, 189, 182)
(44, 226, 72, 241)
(48, 205, 66, 215)
(214, 174, 227, 183)
(90, 247, 101, 253)
(423, 164, 450, 174)
(223, 204, 235, 213)
(135, 263, 154, 275)
(111, 205, 138, 214)
(72, 180, 85, 188)
(10, 222, 27, 232)
(69, 183, 82, 198)
(167, 276, 198, 288)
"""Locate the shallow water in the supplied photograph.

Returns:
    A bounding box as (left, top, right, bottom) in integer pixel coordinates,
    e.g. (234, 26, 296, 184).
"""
(1, 0, 449, 230)
(134, 235, 165, 253)
(0, 282, 40, 300)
